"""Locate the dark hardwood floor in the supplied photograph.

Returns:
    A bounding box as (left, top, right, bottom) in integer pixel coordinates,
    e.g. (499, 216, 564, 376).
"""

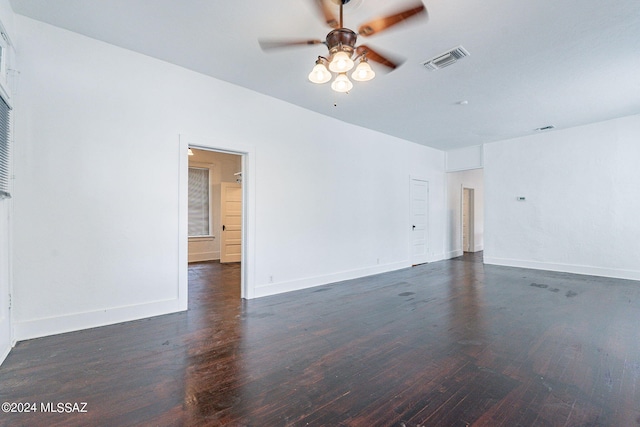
(1, 254, 640, 426)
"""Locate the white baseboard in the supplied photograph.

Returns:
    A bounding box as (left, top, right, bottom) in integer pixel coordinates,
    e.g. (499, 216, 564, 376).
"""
(427, 252, 445, 263)
(12, 254, 454, 340)
(445, 247, 484, 259)
(484, 256, 640, 282)
(188, 251, 219, 263)
(446, 250, 463, 259)
(14, 298, 187, 342)
(253, 261, 410, 298)
(0, 343, 10, 366)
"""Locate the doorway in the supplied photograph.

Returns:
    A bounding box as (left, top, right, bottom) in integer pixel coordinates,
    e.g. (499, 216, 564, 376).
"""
(180, 136, 253, 301)
(187, 148, 242, 265)
(462, 187, 475, 253)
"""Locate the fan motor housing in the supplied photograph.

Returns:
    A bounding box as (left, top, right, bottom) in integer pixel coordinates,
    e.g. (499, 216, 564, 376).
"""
(326, 28, 358, 54)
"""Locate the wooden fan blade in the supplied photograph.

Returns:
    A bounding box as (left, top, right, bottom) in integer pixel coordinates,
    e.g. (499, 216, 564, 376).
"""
(356, 45, 404, 70)
(358, 3, 427, 37)
(313, 0, 340, 29)
(259, 39, 325, 51)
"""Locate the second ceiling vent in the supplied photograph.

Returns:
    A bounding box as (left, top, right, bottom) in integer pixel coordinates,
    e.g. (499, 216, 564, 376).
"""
(422, 46, 470, 71)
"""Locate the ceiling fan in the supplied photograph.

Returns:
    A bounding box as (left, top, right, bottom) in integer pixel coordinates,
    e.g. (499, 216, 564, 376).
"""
(259, 0, 428, 92)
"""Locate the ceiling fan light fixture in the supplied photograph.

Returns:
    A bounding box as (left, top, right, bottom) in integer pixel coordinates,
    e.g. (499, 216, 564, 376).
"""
(328, 50, 355, 73)
(259, 0, 428, 93)
(308, 59, 331, 84)
(331, 73, 353, 92)
(352, 58, 375, 82)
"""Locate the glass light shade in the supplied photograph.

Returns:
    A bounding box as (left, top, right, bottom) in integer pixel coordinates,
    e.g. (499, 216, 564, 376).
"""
(188, 148, 194, 156)
(352, 60, 376, 82)
(308, 62, 331, 84)
(328, 51, 355, 73)
(331, 73, 353, 93)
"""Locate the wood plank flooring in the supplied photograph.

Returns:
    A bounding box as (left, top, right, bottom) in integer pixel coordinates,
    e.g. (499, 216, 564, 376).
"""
(1, 253, 640, 426)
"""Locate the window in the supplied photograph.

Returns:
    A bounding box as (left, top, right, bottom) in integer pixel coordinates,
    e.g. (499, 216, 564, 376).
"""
(0, 26, 14, 200)
(0, 95, 10, 200)
(188, 167, 210, 236)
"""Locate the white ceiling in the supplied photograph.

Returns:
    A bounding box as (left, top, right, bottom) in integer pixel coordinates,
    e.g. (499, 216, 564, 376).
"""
(8, 0, 640, 150)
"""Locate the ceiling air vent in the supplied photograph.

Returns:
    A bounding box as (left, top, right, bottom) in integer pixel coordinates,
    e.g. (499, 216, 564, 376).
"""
(422, 46, 470, 71)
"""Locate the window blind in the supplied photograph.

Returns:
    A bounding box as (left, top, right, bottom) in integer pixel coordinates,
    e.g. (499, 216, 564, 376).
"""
(188, 167, 210, 236)
(0, 95, 10, 199)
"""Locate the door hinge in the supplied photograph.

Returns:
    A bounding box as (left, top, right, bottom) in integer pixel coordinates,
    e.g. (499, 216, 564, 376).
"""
(8, 293, 11, 310)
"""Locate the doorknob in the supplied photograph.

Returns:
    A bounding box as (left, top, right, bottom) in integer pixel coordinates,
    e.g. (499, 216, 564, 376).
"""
(222, 225, 226, 231)
(412, 225, 416, 230)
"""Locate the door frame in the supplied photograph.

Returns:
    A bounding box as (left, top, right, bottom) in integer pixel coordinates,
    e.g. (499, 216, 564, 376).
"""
(179, 135, 255, 300)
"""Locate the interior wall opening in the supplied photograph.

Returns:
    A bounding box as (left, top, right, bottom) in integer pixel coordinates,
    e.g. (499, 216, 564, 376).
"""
(187, 147, 243, 301)
(462, 187, 475, 253)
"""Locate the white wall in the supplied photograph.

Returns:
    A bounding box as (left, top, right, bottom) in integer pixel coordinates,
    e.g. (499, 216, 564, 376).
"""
(446, 145, 483, 172)
(0, 0, 15, 366)
(484, 114, 640, 280)
(251, 132, 447, 297)
(11, 16, 447, 340)
(446, 168, 484, 258)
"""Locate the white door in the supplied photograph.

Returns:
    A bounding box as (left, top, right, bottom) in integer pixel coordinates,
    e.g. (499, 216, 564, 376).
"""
(410, 179, 428, 266)
(220, 182, 242, 263)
